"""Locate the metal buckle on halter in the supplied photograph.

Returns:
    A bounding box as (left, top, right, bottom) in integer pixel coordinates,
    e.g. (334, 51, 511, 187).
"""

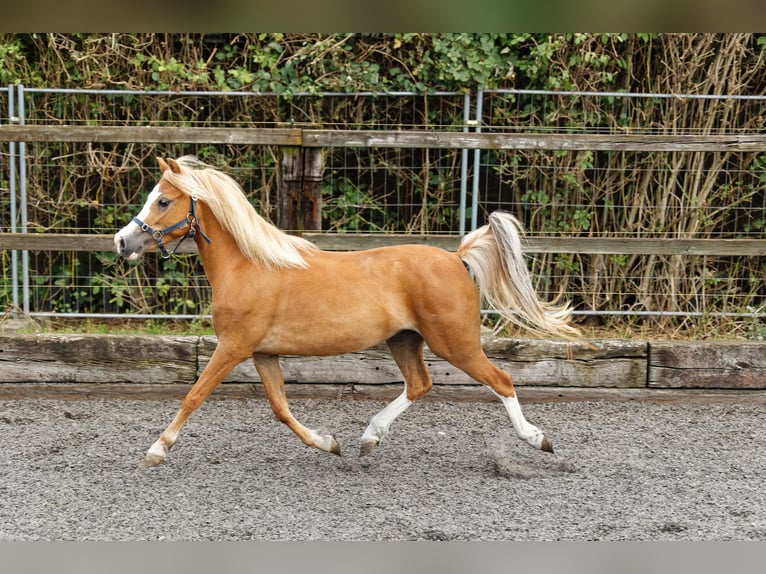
(188, 197, 212, 246)
(185, 213, 197, 239)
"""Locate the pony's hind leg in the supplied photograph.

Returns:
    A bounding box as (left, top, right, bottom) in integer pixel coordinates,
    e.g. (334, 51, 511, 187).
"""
(252, 354, 341, 455)
(360, 331, 432, 455)
(467, 358, 553, 452)
(426, 333, 553, 453)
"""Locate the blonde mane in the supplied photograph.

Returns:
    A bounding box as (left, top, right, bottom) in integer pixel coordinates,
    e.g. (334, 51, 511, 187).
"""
(162, 156, 317, 269)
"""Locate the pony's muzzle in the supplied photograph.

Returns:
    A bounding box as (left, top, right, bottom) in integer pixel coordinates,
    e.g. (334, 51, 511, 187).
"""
(114, 231, 145, 261)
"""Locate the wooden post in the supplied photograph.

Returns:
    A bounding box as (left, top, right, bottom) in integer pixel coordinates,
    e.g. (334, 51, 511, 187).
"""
(278, 146, 324, 231)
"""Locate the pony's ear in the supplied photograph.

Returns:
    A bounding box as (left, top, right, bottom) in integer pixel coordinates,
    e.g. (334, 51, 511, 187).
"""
(157, 157, 183, 174)
(166, 158, 183, 174)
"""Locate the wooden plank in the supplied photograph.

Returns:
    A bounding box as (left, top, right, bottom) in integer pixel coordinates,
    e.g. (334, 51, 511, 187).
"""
(1, 334, 765, 392)
(0, 125, 302, 145)
(0, 334, 198, 384)
(1, 232, 764, 256)
(481, 336, 647, 359)
(304, 130, 766, 151)
(518, 237, 766, 256)
(0, 233, 198, 253)
(648, 341, 766, 389)
(198, 336, 648, 389)
(307, 235, 766, 256)
(476, 338, 647, 388)
(4, 125, 766, 151)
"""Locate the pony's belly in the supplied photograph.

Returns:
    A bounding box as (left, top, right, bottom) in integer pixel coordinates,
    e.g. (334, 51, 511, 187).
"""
(254, 318, 410, 357)
(250, 289, 418, 356)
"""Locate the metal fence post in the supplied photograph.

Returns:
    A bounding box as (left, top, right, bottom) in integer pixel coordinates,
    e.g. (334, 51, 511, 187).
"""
(7, 85, 20, 314)
(16, 84, 29, 316)
(470, 88, 484, 232)
(459, 92, 471, 237)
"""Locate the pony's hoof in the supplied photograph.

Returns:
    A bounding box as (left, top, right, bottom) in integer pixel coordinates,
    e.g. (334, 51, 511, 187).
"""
(140, 453, 165, 468)
(359, 439, 379, 456)
(329, 436, 342, 456)
(541, 436, 554, 453)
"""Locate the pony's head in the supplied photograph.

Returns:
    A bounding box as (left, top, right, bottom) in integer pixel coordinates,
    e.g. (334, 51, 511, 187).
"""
(114, 157, 210, 260)
(115, 156, 316, 267)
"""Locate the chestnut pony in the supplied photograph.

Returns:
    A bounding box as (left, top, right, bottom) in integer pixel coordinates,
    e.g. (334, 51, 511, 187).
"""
(115, 156, 578, 467)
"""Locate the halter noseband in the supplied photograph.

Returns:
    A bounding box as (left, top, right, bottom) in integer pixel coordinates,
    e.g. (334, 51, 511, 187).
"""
(132, 197, 212, 258)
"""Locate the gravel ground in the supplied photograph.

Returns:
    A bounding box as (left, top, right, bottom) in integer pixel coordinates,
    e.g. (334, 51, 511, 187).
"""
(0, 395, 764, 541)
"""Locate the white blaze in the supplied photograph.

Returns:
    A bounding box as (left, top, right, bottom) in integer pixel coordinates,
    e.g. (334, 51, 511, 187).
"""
(114, 184, 162, 259)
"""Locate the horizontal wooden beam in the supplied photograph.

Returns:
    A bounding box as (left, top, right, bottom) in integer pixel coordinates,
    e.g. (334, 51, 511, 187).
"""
(1, 232, 764, 256)
(4, 125, 766, 151)
(649, 340, 766, 389)
(0, 125, 303, 146)
(1, 333, 765, 391)
(518, 236, 766, 256)
(305, 234, 766, 256)
(0, 233, 127, 252)
(304, 130, 766, 152)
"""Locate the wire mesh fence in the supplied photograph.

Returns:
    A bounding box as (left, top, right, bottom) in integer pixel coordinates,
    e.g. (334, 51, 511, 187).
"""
(477, 89, 766, 332)
(1, 86, 764, 336)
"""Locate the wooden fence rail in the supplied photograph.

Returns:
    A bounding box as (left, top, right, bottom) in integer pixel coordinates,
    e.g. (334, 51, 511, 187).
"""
(1, 232, 765, 256)
(5, 125, 766, 151)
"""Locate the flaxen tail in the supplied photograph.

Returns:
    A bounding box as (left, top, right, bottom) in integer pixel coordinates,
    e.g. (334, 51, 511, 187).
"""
(457, 211, 580, 340)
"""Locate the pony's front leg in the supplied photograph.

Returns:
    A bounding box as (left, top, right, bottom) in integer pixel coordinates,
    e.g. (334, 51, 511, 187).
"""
(142, 346, 242, 467)
(252, 354, 341, 455)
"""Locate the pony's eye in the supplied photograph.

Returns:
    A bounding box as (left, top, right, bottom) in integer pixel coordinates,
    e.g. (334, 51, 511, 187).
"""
(157, 198, 171, 209)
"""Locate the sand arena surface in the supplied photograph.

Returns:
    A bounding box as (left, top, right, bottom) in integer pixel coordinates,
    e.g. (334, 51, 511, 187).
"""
(0, 396, 764, 540)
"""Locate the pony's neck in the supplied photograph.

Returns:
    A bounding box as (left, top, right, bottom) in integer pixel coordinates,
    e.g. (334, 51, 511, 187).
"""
(192, 202, 253, 286)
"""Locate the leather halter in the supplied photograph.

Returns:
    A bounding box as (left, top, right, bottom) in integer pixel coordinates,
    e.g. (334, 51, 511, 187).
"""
(132, 197, 212, 258)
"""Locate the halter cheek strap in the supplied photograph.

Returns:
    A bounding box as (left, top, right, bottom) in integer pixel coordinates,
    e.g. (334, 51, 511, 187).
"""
(133, 197, 212, 258)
